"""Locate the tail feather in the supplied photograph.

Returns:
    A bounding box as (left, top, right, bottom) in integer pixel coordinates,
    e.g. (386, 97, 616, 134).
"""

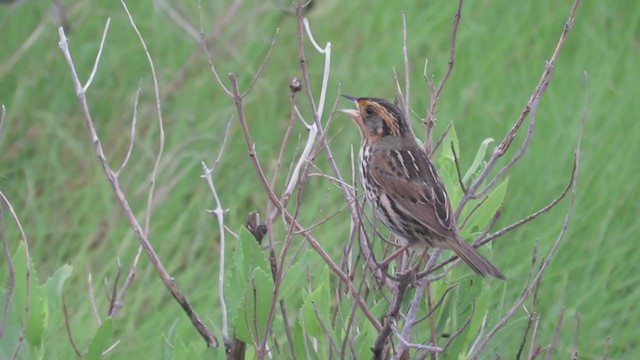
(448, 239, 506, 280)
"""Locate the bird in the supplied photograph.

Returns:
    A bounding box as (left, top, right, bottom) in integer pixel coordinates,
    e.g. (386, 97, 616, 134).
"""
(339, 95, 505, 279)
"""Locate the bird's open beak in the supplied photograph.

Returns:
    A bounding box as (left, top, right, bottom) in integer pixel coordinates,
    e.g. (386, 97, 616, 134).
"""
(338, 108, 360, 119)
(339, 94, 361, 120)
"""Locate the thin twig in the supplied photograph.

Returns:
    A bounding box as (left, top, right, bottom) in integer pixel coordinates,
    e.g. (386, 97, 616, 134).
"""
(424, 0, 463, 153)
(0, 105, 6, 143)
(391, 321, 443, 354)
(454, 0, 581, 221)
(87, 273, 102, 325)
(572, 313, 581, 360)
(468, 62, 585, 357)
(63, 296, 83, 357)
(242, 28, 280, 98)
(441, 303, 474, 352)
(197, 0, 233, 97)
(228, 73, 382, 332)
(107, 259, 122, 315)
(83, 18, 111, 92)
(200, 113, 233, 345)
(58, 16, 217, 347)
(154, 0, 200, 41)
(544, 307, 564, 360)
(451, 141, 467, 193)
(115, 85, 142, 176)
(401, 11, 410, 119)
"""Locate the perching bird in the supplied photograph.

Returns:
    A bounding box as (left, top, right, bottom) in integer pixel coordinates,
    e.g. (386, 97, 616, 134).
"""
(340, 95, 505, 279)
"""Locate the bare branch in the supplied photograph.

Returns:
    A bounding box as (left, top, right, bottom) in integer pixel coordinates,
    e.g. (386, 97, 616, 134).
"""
(544, 307, 564, 360)
(0, 105, 6, 143)
(115, 85, 142, 176)
(107, 258, 122, 315)
(242, 28, 280, 98)
(57, 14, 217, 348)
(391, 321, 443, 355)
(83, 18, 111, 93)
(87, 273, 102, 325)
(455, 0, 581, 221)
(424, 0, 463, 153)
(200, 110, 234, 346)
(197, 0, 233, 97)
(228, 73, 382, 332)
(572, 313, 581, 360)
(468, 57, 585, 357)
(154, 0, 200, 41)
(401, 11, 410, 119)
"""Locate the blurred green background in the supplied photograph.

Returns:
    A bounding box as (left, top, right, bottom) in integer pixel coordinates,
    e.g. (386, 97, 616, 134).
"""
(1, 0, 638, 358)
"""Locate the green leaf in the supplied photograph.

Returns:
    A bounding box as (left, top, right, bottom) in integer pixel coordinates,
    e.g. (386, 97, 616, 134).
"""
(43, 264, 73, 341)
(239, 227, 270, 279)
(354, 319, 377, 360)
(437, 125, 464, 206)
(11, 241, 48, 350)
(234, 267, 274, 343)
(279, 251, 309, 302)
(227, 227, 271, 333)
(463, 138, 494, 184)
(173, 339, 201, 360)
(460, 178, 509, 241)
(85, 317, 113, 360)
(301, 275, 330, 338)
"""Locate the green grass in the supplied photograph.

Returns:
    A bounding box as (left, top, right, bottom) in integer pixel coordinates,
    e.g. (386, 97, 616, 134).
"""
(1, 0, 638, 358)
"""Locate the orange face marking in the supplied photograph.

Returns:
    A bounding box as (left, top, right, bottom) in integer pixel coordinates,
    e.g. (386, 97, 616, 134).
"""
(357, 99, 401, 136)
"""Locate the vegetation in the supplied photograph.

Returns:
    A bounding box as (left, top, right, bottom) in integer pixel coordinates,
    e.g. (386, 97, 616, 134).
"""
(0, 0, 637, 358)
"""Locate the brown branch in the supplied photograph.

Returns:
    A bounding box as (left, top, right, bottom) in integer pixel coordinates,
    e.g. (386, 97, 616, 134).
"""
(572, 313, 581, 360)
(468, 61, 585, 357)
(63, 296, 83, 357)
(107, 259, 122, 315)
(228, 73, 382, 332)
(424, 0, 463, 153)
(455, 0, 581, 221)
(373, 276, 410, 359)
(441, 304, 474, 352)
(57, 16, 217, 348)
(543, 307, 564, 360)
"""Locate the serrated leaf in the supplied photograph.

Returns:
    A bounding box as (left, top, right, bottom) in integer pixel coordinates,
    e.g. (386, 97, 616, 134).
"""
(173, 339, 200, 360)
(239, 228, 270, 279)
(85, 317, 113, 360)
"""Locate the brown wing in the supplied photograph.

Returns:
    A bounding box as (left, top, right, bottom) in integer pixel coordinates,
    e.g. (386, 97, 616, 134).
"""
(369, 147, 454, 238)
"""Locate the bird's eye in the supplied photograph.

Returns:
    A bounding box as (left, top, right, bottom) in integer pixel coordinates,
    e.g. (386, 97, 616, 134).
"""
(364, 106, 375, 116)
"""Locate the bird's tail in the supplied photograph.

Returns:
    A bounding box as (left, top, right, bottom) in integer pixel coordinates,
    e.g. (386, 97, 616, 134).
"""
(448, 239, 506, 280)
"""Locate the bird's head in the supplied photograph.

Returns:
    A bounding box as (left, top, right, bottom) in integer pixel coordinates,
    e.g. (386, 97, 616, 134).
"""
(339, 95, 411, 144)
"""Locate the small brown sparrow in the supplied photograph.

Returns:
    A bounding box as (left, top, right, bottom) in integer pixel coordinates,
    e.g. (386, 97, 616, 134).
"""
(340, 95, 505, 279)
